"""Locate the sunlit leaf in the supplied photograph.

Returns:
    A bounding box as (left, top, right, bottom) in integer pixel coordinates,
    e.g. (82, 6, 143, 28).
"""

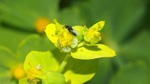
(42, 71, 65, 84)
(63, 57, 99, 84)
(19, 78, 28, 84)
(24, 51, 59, 73)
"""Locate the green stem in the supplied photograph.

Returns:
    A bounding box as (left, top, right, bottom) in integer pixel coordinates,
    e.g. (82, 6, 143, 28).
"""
(57, 53, 70, 73)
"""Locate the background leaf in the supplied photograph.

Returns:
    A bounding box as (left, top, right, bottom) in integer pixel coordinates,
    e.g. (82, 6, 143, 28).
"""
(0, 46, 18, 68)
(17, 34, 55, 62)
(109, 61, 150, 84)
(120, 30, 150, 62)
(0, 27, 31, 53)
(86, 58, 115, 84)
(0, 0, 59, 31)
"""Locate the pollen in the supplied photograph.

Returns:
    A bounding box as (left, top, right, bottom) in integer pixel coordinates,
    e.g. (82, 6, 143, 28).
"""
(35, 18, 50, 33)
(88, 29, 100, 38)
(84, 28, 101, 44)
(27, 65, 43, 81)
(12, 64, 26, 80)
(58, 30, 73, 47)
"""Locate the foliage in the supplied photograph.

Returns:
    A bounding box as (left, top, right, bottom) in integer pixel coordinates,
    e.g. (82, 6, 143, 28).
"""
(0, 0, 150, 84)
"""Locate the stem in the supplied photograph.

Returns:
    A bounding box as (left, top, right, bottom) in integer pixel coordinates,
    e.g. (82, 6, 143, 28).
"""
(114, 54, 126, 68)
(57, 53, 70, 73)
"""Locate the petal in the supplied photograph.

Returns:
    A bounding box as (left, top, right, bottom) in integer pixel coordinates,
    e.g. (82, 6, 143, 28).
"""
(71, 44, 116, 60)
(62, 47, 71, 52)
(24, 51, 59, 73)
(45, 23, 58, 47)
(71, 38, 78, 48)
(72, 26, 84, 41)
(91, 21, 105, 31)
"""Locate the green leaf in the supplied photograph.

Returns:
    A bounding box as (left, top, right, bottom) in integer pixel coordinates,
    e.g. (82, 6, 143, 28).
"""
(24, 51, 59, 73)
(0, 67, 10, 77)
(17, 34, 55, 62)
(71, 44, 116, 60)
(0, 76, 14, 84)
(110, 61, 150, 84)
(111, 0, 146, 43)
(42, 71, 65, 84)
(19, 78, 28, 84)
(72, 0, 146, 43)
(0, 0, 59, 31)
(63, 57, 99, 84)
(58, 6, 85, 26)
(0, 46, 18, 68)
(50, 48, 99, 84)
(86, 58, 114, 84)
(0, 27, 31, 53)
(120, 30, 150, 62)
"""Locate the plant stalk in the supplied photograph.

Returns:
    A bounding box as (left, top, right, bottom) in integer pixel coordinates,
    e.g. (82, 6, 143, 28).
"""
(57, 53, 70, 73)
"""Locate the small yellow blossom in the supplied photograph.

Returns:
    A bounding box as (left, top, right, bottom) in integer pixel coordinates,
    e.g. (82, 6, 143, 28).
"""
(27, 64, 43, 82)
(83, 21, 105, 44)
(11, 64, 26, 80)
(58, 30, 73, 47)
(35, 18, 50, 33)
(45, 19, 115, 60)
(45, 19, 78, 52)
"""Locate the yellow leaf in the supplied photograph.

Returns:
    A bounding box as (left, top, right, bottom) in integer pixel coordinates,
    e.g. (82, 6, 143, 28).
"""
(71, 44, 116, 60)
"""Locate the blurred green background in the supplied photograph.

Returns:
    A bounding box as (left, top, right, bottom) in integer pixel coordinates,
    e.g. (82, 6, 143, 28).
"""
(0, 0, 150, 84)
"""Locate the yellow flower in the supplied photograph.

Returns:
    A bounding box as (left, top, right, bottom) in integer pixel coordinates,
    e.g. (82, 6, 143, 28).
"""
(45, 19, 116, 60)
(35, 18, 50, 34)
(45, 19, 78, 52)
(27, 64, 43, 82)
(83, 21, 105, 44)
(11, 64, 26, 80)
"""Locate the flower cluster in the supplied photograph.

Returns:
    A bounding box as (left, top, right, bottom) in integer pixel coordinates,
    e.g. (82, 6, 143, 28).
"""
(45, 19, 116, 59)
(18, 19, 116, 84)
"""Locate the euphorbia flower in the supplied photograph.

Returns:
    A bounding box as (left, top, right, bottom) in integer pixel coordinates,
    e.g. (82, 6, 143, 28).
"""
(83, 21, 105, 44)
(45, 19, 116, 60)
(35, 18, 50, 34)
(19, 51, 65, 84)
(19, 50, 99, 84)
(45, 19, 78, 52)
(0, 46, 26, 84)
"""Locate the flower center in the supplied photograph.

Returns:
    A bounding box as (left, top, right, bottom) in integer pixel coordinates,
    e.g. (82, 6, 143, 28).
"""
(87, 29, 100, 39)
(27, 64, 43, 81)
(12, 64, 26, 80)
(58, 30, 73, 47)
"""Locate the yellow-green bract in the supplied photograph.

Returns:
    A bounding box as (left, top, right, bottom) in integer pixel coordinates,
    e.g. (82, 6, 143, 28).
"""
(45, 19, 116, 60)
(19, 51, 99, 84)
